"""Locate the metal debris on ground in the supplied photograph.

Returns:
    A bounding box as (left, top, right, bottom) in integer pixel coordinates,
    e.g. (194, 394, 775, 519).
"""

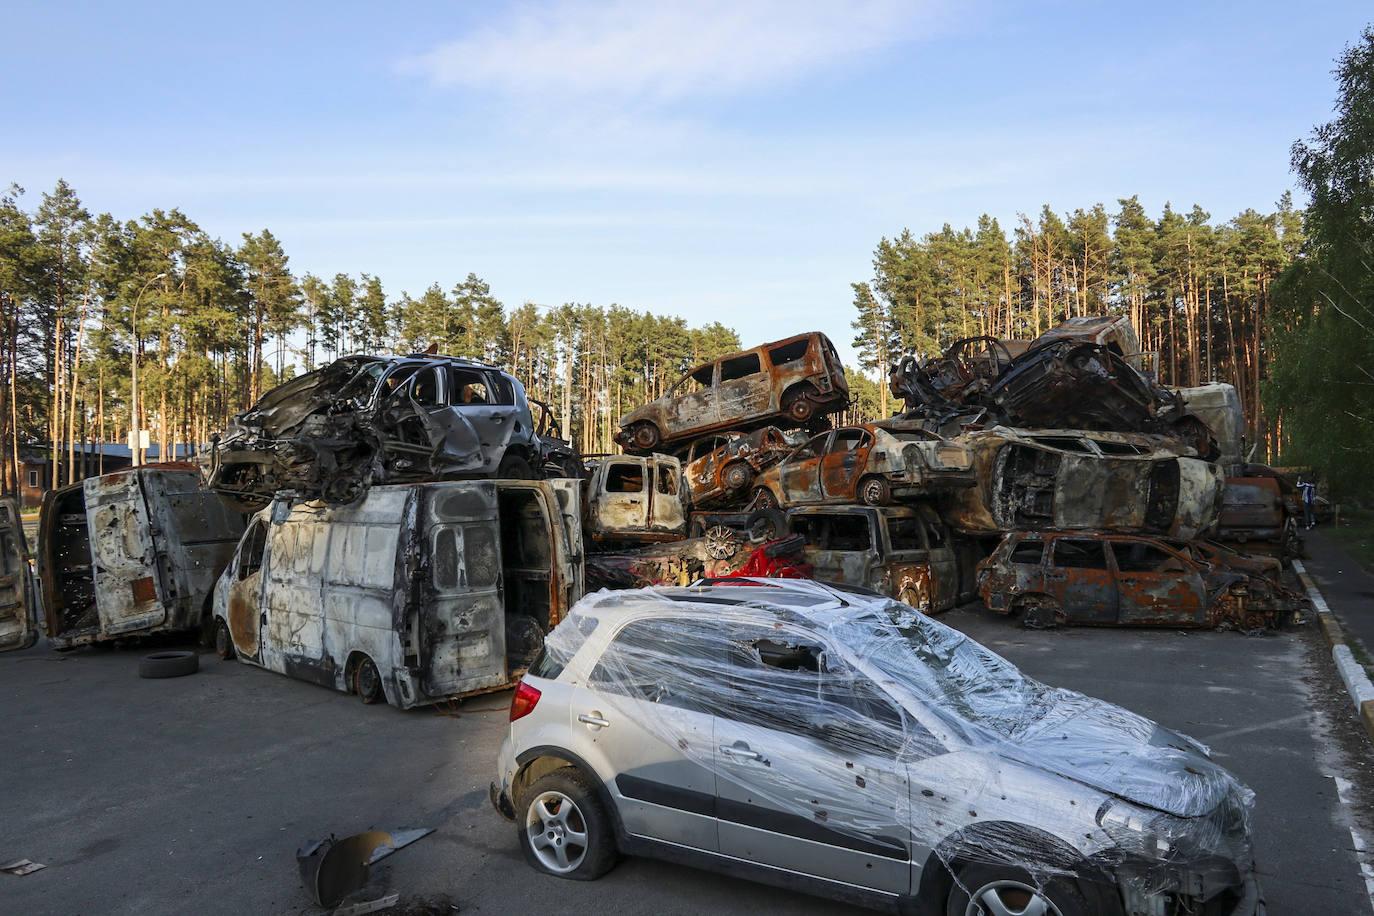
(296, 828, 434, 908)
(1, 859, 46, 876)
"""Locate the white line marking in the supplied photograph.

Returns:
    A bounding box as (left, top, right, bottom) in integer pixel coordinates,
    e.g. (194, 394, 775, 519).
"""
(1200, 713, 1312, 742)
(1332, 776, 1374, 912)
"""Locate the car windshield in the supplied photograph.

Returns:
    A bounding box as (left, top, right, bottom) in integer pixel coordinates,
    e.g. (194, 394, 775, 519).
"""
(854, 602, 1053, 742)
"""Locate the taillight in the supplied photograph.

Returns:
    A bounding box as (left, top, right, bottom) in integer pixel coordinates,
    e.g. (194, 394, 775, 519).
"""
(510, 681, 542, 722)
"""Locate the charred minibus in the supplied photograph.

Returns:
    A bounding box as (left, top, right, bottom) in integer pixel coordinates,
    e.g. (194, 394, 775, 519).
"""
(211, 479, 583, 708)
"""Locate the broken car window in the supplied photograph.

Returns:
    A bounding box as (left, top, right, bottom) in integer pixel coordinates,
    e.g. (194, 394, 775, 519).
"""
(606, 464, 646, 493)
(1111, 542, 1186, 574)
(768, 338, 809, 366)
(239, 521, 267, 580)
(452, 369, 490, 405)
(589, 618, 722, 710)
(1009, 538, 1045, 564)
(887, 517, 925, 551)
(1051, 539, 1110, 570)
(830, 429, 868, 452)
(790, 432, 831, 462)
(654, 466, 678, 495)
(719, 352, 762, 382)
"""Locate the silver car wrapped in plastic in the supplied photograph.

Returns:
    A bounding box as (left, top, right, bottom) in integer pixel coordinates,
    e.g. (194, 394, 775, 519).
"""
(492, 580, 1263, 915)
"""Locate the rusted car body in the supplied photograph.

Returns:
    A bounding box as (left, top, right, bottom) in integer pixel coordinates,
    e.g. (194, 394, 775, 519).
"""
(785, 504, 979, 613)
(1215, 470, 1300, 561)
(889, 319, 1213, 455)
(212, 479, 583, 708)
(977, 531, 1305, 630)
(751, 422, 974, 509)
(36, 466, 246, 649)
(208, 354, 542, 511)
(0, 497, 38, 653)
(583, 454, 686, 544)
(942, 426, 1223, 539)
(614, 332, 849, 453)
(679, 426, 805, 510)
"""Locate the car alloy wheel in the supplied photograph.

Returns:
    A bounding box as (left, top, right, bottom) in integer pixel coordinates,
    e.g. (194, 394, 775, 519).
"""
(525, 790, 590, 874)
(961, 878, 1066, 916)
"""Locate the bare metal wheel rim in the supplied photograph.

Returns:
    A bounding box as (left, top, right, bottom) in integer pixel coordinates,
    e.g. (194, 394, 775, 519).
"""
(862, 478, 886, 504)
(525, 790, 590, 873)
(964, 879, 1065, 916)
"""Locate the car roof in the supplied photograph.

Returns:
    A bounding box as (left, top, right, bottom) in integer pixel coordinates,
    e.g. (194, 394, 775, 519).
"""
(574, 578, 887, 631)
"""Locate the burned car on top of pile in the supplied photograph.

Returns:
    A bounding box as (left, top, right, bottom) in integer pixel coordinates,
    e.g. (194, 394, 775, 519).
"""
(614, 332, 849, 454)
(977, 530, 1306, 630)
(942, 426, 1223, 540)
(208, 354, 554, 511)
(750, 422, 974, 509)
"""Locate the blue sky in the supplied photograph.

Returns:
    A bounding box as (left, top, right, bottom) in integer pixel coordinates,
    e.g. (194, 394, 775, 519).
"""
(4, 1, 1370, 369)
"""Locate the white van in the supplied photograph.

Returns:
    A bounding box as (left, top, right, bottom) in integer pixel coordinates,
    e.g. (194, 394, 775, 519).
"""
(210, 479, 583, 708)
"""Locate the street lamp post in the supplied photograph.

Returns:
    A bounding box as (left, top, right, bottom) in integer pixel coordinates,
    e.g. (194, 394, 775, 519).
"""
(130, 272, 167, 467)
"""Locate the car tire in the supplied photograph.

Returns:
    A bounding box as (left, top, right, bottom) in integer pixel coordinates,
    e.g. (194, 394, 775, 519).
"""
(945, 862, 1091, 916)
(214, 619, 235, 660)
(751, 487, 779, 511)
(517, 768, 617, 881)
(783, 391, 815, 423)
(631, 422, 661, 452)
(746, 507, 788, 543)
(138, 650, 200, 679)
(498, 454, 537, 480)
(1018, 595, 1065, 630)
(860, 475, 891, 506)
(354, 656, 385, 704)
(722, 461, 752, 491)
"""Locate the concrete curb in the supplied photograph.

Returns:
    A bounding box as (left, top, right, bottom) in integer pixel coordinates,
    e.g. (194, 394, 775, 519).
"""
(1294, 559, 1374, 743)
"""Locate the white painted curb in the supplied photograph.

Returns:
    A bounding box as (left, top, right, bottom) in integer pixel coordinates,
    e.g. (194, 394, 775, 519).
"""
(1294, 559, 1374, 719)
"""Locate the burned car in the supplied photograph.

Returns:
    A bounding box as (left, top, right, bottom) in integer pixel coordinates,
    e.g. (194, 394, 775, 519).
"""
(678, 426, 804, 510)
(977, 531, 1306, 630)
(942, 426, 1223, 540)
(889, 319, 1215, 456)
(208, 354, 544, 511)
(750, 422, 973, 509)
(785, 504, 979, 613)
(614, 332, 849, 453)
(494, 580, 1264, 915)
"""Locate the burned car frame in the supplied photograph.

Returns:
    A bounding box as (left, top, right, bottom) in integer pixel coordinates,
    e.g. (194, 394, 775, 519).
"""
(977, 530, 1306, 630)
(208, 354, 543, 511)
(678, 426, 804, 511)
(942, 426, 1223, 540)
(750, 422, 973, 509)
(614, 332, 849, 453)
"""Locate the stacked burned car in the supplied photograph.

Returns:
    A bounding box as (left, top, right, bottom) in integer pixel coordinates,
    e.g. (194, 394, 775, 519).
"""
(208, 354, 569, 512)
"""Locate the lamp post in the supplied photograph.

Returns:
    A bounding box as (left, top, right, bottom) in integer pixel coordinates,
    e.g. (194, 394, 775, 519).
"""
(130, 272, 167, 467)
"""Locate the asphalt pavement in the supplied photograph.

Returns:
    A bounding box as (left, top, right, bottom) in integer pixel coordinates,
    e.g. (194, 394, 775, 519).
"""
(1300, 528, 1374, 661)
(1, 589, 1372, 914)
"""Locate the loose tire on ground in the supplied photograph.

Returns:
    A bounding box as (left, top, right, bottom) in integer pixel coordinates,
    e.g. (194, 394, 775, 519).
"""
(138, 650, 200, 679)
(517, 767, 618, 881)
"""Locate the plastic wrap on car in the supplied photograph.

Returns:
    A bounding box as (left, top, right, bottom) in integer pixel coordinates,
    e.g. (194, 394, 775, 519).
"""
(545, 583, 1257, 903)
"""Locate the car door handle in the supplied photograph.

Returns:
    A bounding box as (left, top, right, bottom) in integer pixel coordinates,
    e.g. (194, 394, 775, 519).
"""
(719, 745, 762, 761)
(578, 713, 611, 728)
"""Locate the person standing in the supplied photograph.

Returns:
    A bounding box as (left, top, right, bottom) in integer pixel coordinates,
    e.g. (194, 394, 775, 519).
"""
(1298, 478, 1317, 529)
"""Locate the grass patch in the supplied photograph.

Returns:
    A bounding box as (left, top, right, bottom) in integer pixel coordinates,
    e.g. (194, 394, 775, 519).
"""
(1325, 504, 1374, 576)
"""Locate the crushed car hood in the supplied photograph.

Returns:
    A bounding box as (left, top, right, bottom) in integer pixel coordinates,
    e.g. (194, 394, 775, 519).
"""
(1008, 688, 1230, 817)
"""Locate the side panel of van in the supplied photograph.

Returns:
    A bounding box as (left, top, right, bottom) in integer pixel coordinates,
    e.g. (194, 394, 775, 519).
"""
(138, 469, 246, 626)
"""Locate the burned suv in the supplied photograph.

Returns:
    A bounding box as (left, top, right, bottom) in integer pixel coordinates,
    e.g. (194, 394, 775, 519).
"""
(209, 354, 543, 510)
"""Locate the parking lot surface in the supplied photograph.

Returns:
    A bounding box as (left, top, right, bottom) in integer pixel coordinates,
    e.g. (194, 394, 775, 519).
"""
(2, 601, 1371, 914)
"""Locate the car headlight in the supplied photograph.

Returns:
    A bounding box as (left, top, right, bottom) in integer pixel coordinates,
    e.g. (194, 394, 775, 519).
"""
(1096, 799, 1183, 860)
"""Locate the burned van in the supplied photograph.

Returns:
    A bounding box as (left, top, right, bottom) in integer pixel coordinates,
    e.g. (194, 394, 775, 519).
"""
(37, 466, 246, 649)
(211, 479, 582, 708)
(583, 454, 686, 545)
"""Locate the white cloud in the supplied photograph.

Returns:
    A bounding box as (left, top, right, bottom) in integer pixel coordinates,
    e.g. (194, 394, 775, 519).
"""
(405, 0, 942, 102)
